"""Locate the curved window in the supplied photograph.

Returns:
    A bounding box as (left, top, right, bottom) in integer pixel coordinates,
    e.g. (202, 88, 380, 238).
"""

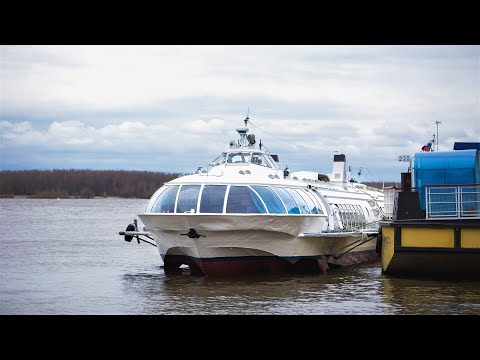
(347, 204, 355, 225)
(304, 189, 324, 215)
(199, 185, 227, 213)
(151, 185, 179, 213)
(345, 204, 352, 227)
(297, 189, 318, 214)
(226, 186, 266, 214)
(285, 187, 309, 214)
(272, 186, 299, 214)
(354, 205, 361, 225)
(365, 206, 370, 219)
(250, 154, 262, 165)
(312, 189, 329, 215)
(337, 204, 346, 225)
(176, 185, 201, 213)
(333, 204, 342, 225)
(226, 152, 251, 164)
(353, 205, 358, 224)
(251, 185, 286, 214)
(146, 185, 168, 212)
(251, 153, 274, 168)
(349, 204, 357, 225)
(209, 153, 227, 166)
(347, 204, 354, 226)
(357, 205, 366, 224)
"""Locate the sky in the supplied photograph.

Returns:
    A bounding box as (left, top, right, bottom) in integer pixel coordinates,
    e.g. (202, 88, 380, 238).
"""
(1, 45, 479, 181)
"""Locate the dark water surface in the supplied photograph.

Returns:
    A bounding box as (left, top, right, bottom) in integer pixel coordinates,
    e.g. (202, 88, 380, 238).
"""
(1, 198, 479, 315)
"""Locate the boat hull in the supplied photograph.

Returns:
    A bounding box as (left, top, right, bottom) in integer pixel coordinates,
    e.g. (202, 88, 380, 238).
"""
(162, 251, 379, 276)
(139, 213, 379, 276)
(380, 219, 480, 279)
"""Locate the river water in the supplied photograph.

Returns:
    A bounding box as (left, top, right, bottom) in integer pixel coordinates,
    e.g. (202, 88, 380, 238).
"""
(1, 198, 479, 315)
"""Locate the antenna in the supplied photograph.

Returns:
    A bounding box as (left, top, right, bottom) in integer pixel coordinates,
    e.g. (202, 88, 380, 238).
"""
(244, 106, 250, 126)
(435, 121, 441, 151)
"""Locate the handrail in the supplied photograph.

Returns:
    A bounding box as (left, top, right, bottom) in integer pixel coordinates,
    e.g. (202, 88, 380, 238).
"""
(424, 183, 480, 187)
(383, 187, 401, 219)
(425, 184, 480, 219)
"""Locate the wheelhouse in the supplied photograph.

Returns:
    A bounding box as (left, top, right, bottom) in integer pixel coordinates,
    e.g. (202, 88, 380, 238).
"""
(209, 151, 279, 170)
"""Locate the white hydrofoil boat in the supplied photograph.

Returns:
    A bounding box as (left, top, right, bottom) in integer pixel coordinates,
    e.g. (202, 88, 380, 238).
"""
(122, 116, 385, 276)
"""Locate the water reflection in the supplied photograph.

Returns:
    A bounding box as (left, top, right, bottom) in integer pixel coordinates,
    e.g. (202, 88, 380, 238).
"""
(380, 276, 480, 315)
(121, 262, 480, 315)
(122, 262, 380, 314)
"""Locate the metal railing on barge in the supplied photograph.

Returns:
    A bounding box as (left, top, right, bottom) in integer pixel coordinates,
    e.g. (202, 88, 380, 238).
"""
(382, 184, 480, 220)
(425, 184, 480, 219)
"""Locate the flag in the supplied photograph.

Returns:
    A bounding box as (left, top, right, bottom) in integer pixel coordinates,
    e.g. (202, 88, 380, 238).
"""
(421, 138, 434, 152)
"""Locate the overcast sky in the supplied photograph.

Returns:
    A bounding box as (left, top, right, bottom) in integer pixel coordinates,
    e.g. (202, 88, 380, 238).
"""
(1, 45, 479, 181)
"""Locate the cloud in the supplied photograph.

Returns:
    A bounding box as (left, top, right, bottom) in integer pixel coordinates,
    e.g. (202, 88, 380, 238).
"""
(1, 45, 479, 180)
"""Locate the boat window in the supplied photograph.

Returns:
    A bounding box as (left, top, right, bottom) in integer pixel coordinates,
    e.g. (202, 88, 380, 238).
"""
(332, 203, 340, 223)
(348, 204, 356, 225)
(176, 185, 201, 213)
(304, 189, 324, 215)
(226, 186, 267, 214)
(146, 185, 168, 212)
(346, 204, 353, 226)
(226, 152, 251, 164)
(357, 205, 366, 223)
(297, 189, 318, 214)
(251, 185, 287, 214)
(353, 205, 359, 224)
(209, 153, 227, 166)
(337, 204, 346, 225)
(342, 204, 349, 225)
(199, 185, 227, 213)
(345, 205, 351, 226)
(365, 206, 370, 218)
(272, 187, 300, 214)
(251, 153, 274, 168)
(151, 185, 179, 213)
(251, 155, 261, 165)
(348, 204, 355, 226)
(264, 156, 275, 168)
(311, 189, 329, 215)
(349, 204, 356, 225)
(354, 205, 360, 224)
(285, 187, 310, 214)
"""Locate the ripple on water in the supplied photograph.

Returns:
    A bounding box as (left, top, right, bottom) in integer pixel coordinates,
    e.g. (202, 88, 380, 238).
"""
(1, 198, 480, 314)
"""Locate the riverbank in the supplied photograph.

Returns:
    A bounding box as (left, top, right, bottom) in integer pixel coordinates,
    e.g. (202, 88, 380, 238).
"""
(0, 195, 148, 199)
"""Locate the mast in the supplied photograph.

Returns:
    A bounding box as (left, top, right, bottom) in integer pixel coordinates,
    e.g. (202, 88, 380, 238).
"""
(435, 121, 441, 151)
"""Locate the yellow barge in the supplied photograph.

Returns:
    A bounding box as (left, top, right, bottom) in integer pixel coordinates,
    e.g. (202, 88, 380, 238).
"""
(379, 219, 480, 278)
(378, 142, 480, 278)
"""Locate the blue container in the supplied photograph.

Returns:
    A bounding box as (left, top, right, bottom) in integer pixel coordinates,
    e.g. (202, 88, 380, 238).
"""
(413, 149, 479, 210)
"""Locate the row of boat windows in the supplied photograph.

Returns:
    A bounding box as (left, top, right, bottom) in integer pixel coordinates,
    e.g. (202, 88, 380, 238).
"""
(334, 203, 368, 226)
(147, 184, 326, 215)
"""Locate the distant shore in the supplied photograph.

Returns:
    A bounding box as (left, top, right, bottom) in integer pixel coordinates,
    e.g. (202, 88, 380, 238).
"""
(0, 169, 179, 199)
(0, 195, 149, 199)
(1, 169, 399, 199)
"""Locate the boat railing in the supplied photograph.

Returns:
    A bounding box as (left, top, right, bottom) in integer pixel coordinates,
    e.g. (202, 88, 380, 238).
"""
(425, 184, 480, 219)
(350, 182, 385, 194)
(345, 220, 380, 232)
(383, 187, 401, 219)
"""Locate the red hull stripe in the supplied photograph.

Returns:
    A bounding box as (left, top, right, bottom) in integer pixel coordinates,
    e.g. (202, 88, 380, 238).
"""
(164, 251, 379, 276)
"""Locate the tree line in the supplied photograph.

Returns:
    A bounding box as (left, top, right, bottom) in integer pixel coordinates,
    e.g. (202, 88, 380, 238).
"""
(0, 169, 398, 199)
(0, 170, 180, 198)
